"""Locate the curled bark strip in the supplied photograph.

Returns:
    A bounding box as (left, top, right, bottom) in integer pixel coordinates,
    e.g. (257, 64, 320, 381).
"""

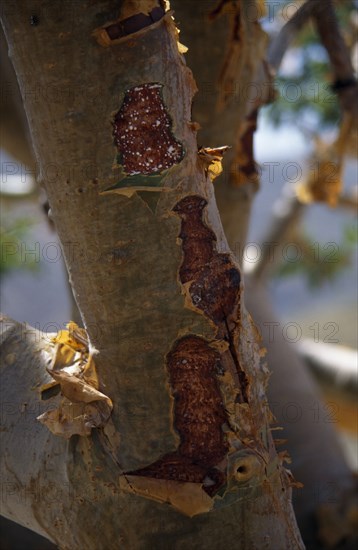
(113, 83, 184, 176)
(105, 7, 165, 41)
(118, 476, 214, 517)
(37, 322, 112, 438)
(198, 145, 230, 181)
(93, 6, 166, 47)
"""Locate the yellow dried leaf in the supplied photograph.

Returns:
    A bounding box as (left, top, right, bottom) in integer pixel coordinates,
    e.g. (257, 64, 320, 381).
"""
(53, 322, 87, 352)
(68, 321, 88, 348)
(51, 342, 77, 370)
(50, 322, 88, 370)
(198, 146, 230, 181)
(38, 322, 111, 438)
(83, 354, 99, 390)
(52, 330, 79, 350)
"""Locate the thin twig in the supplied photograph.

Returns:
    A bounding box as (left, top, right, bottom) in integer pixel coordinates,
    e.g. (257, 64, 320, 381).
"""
(268, 1, 314, 71)
(309, 0, 357, 114)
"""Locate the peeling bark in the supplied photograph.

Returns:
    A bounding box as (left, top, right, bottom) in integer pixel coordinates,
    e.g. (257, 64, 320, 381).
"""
(93, 4, 166, 46)
(175, 0, 271, 251)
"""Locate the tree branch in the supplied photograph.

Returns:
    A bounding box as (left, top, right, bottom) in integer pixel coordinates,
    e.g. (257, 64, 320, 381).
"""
(268, 0, 314, 71)
(309, 0, 358, 114)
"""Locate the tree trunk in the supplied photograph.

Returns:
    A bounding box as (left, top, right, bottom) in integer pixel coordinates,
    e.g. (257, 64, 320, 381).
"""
(0, 1, 304, 548)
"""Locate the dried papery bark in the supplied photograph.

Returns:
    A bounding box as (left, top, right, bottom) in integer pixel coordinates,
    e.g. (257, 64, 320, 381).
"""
(0, 1, 305, 548)
(173, 0, 271, 251)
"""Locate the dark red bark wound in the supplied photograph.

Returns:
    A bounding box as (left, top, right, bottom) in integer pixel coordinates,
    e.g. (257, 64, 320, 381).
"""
(174, 195, 249, 403)
(169, 337, 227, 464)
(128, 336, 228, 495)
(113, 83, 184, 175)
(104, 7, 165, 41)
(128, 197, 249, 495)
(173, 196, 241, 324)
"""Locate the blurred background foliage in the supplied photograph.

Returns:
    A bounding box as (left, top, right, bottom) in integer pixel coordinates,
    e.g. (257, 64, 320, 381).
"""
(275, 221, 358, 288)
(267, 0, 356, 129)
(0, 216, 38, 277)
(260, 0, 358, 288)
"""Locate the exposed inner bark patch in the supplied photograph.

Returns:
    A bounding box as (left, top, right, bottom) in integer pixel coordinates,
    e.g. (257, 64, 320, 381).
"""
(127, 196, 250, 495)
(173, 195, 241, 324)
(127, 336, 228, 496)
(174, 195, 249, 403)
(113, 83, 184, 175)
(93, 6, 167, 47)
(105, 7, 165, 41)
(169, 337, 227, 465)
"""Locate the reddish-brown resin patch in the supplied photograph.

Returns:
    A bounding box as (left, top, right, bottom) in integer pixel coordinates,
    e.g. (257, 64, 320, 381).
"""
(127, 196, 248, 495)
(174, 195, 249, 403)
(128, 336, 228, 495)
(173, 195, 241, 324)
(113, 83, 183, 175)
(168, 337, 227, 465)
